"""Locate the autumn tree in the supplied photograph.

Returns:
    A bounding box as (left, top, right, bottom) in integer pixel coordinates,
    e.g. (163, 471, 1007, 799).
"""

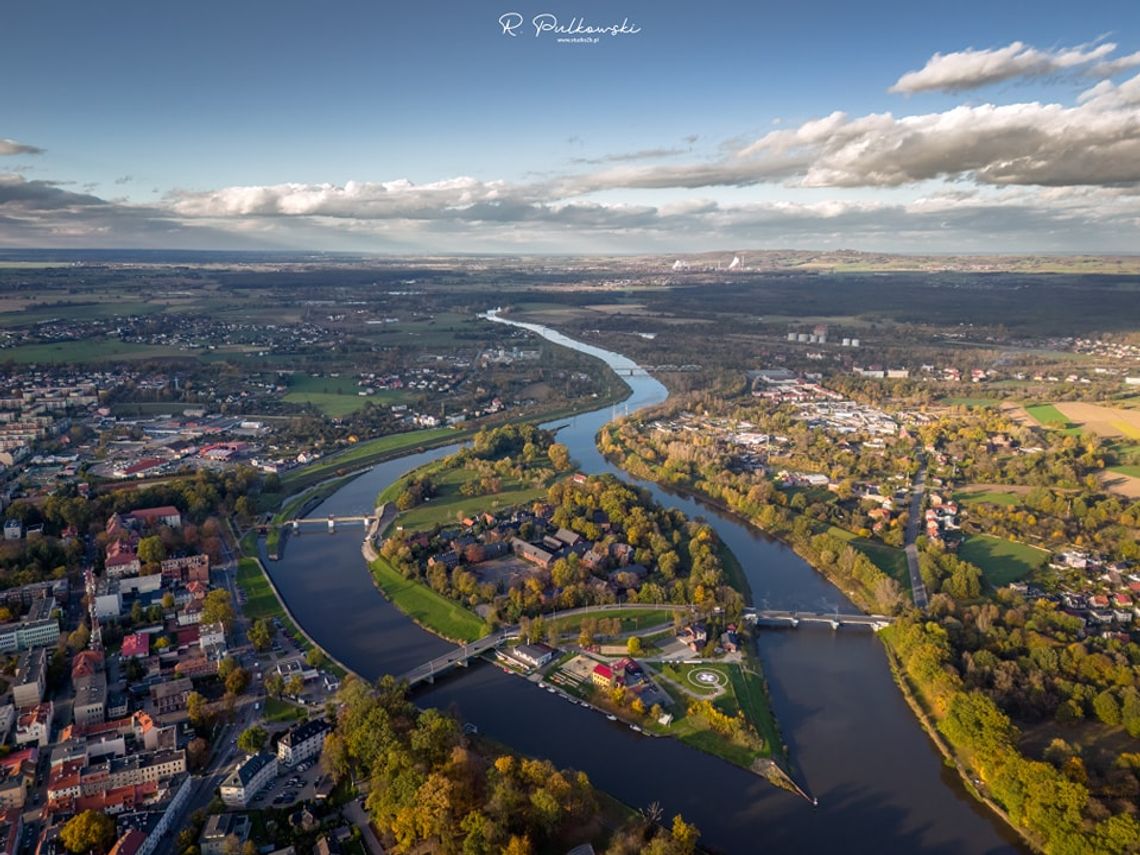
(61, 810, 116, 854)
(237, 725, 268, 754)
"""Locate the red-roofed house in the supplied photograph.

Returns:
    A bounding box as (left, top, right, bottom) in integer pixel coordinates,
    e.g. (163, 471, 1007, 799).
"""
(105, 540, 141, 578)
(591, 663, 614, 688)
(128, 506, 182, 528)
(121, 633, 150, 659)
(110, 830, 148, 855)
(71, 650, 104, 680)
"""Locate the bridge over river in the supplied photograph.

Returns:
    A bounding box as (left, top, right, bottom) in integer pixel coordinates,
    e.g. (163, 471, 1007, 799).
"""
(291, 514, 376, 531)
(399, 603, 894, 688)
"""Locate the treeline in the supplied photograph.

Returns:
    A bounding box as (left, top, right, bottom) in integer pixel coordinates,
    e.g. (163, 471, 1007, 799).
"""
(322, 675, 701, 855)
(8, 466, 270, 535)
(884, 617, 1140, 853)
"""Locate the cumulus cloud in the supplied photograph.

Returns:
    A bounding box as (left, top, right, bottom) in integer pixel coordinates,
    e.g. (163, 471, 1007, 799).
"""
(0, 138, 45, 156)
(890, 40, 1117, 94)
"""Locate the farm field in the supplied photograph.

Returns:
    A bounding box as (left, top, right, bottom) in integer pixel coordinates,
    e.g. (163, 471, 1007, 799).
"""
(958, 534, 1050, 588)
(283, 372, 414, 416)
(0, 338, 191, 363)
(1024, 403, 1081, 434)
(1054, 402, 1140, 441)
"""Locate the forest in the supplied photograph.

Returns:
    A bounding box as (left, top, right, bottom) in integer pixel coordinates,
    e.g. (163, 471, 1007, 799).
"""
(320, 674, 702, 855)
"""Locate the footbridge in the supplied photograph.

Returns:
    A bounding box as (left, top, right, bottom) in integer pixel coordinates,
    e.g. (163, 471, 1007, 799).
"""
(743, 608, 894, 632)
(291, 514, 376, 532)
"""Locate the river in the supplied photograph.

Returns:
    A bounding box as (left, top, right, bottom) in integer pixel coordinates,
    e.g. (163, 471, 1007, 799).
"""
(263, 312, 1021, 854)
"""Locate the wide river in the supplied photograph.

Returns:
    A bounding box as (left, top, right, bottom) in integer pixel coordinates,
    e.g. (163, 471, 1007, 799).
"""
(264, 314, 1021, 854)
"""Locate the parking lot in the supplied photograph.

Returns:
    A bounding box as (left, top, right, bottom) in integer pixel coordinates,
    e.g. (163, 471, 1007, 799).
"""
(249, 755, 327, 809)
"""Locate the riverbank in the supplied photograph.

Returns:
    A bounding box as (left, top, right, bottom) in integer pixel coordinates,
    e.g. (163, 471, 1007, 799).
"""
(596, 447, 1045, 851)
(234, 541, 357, 680)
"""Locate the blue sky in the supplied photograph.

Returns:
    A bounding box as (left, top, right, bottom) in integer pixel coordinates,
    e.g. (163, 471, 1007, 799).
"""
(2, 0, 1139, 251)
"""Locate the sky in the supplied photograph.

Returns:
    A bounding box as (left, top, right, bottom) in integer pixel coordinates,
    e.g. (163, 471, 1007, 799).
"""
(2, 0, 1140, 253)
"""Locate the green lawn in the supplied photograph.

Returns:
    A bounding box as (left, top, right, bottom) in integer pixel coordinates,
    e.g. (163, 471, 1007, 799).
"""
(236, 554, 347, 678)
(1110, 464, 1140, 478)
(547, 608, 679, 638)
(264, 697, 308, 724)
(0, 338, 191, 363)
(826, 526, 910, 589)
(649, 660, 776, 766)
(396, 462, 550, 531)
(237, 558, 283, 620)
(954, 489, 1022, 507)
(959, 534, 1050, 587)
(283, 373, 414, 417)
(717, 542, 753, 602)
(1025, 403, 1082, 435)
(369, 555, 489, 642)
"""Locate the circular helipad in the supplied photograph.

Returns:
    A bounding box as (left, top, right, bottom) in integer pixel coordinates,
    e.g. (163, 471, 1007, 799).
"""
(687, 668, 727, 689)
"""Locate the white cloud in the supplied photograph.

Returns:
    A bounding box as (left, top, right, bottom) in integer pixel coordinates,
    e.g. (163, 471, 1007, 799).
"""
(0, 138, 44, 156)
(890, 40, 1117, 94)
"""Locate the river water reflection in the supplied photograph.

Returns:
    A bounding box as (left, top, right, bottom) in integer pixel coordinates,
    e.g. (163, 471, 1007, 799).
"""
(264, 313, 1021, 854)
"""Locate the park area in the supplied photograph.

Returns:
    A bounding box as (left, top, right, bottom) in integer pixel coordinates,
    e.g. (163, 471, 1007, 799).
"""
(958, 534, 1050, 587)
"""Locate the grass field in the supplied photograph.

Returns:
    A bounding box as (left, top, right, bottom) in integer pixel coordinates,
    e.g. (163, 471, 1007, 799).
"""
(283, 373, 414, 417)
(651, 659, 778, 766)
(263, 697, 308, 724)
(953, 489, 1022, 507)
(1110, 464, 1140, 477)
(959, 534, 1050, 587)
(236, 557, 283, 620)
(369, 555, 489, 642)
(717, 542, 753, 602)
(826, 526, 910, 589)
(547, 608, 679, 638)
(1024, 403, 1082, 435)
(396, 463, 550, 531)
(0, 338, 191, 363)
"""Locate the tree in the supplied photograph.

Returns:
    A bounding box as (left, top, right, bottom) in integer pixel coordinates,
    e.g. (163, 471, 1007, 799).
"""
(187, 691, 210, 728)
(237, 725, 268, 754)
(265, 672, 284, 699)
(305, 646, 327, 669)
(67, 623, 90, 652)
(627, 636, 643, 656)
(249, 618, 273, 652)
(225, 667, 250, 696)
(286, 674, 305, 697)
(186, 737, 209, 772)
(137, 535, 166, 565)
(202, 589, 235, 630)
(1093, 690, 1122, 726)
(548, 443, 571, 472)
(61, 809, 116, 854)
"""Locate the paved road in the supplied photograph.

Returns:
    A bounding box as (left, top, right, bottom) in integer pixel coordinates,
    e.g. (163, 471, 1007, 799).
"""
(903, 460, 929, 610)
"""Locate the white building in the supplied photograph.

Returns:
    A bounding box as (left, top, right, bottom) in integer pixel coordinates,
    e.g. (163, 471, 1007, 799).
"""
(220, 753, 277, 807)
(276, 719, 330, 768)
